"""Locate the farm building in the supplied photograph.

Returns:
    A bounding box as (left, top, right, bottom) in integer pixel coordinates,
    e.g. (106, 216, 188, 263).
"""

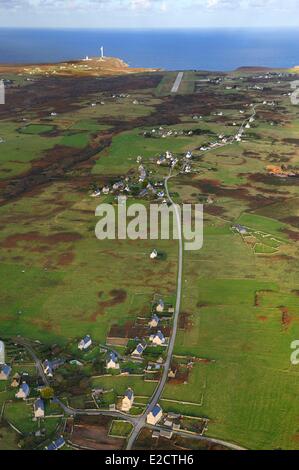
(233, 224, 248, 235)
(121, 388, 134, 412)
(147, 404, 163, 425)
(34, 398, 45, 418)
(0, 364, 12, 381)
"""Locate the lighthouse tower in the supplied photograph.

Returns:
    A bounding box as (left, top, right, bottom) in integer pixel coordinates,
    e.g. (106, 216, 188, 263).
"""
(100, 46, 104, 59)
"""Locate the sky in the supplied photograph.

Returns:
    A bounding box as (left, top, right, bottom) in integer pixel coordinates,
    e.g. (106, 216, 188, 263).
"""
(0, 0, 298, 28)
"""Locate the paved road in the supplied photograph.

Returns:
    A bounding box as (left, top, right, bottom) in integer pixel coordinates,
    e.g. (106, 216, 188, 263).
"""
(171, 72, 184, 93)
(290, 80, 299, 105)
(126, 170, 184, 449)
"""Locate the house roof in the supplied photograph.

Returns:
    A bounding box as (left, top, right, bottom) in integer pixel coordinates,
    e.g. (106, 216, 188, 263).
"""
(151, 314, 160, 323)
(136, 344, 144, 354)
(46, 436, 65, 451)
(108, 352, 118, 363)
(83, 335, 91, 344)
(34, 398, 45, 412)
(20, 383, 30, 395)
(151, 404, 162, 417)
(0, 364, 11, 376)
(156, 331, 165, 341)
(54, 437, 65, 449)
(125, 388, 134, 400)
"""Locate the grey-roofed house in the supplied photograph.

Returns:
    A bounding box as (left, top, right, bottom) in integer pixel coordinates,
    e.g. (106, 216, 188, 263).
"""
(233, 224, 248, 235)
(0, 364, 12, 381)
(150, 330, 166, 346)
(34, 398, 45, 418)
(15, 382, 30, 400)
(121, 388, 134, 412)
(148, 314, 160, 328)
(132, 343, 145, 358)
(78, 335, 92, 351)
(147, 404, 163, 425)
(106, 352, 120, 370)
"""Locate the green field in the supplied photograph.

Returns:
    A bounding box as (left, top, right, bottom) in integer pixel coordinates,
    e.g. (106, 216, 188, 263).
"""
(0, 68, 299, 450)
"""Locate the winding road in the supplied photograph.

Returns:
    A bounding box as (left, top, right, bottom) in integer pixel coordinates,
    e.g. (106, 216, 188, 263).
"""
(126, 170, 184, 449)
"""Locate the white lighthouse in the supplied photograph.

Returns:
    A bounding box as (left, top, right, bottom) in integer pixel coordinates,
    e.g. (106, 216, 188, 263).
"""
(100, 46, 104, 59)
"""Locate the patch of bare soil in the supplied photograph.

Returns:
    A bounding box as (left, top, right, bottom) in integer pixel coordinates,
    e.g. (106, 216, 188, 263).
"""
(204, 205, 226, 216)
(1, 231, 82, 249)
(282, 216, 299, 228)
(280, 306, 292, 329)
(283, 228, 299, 241)
(57, 252, 75, 266)
(90, 289, 127, 321)
(179, 312, 193, 331)
(70, 416, 124, 450)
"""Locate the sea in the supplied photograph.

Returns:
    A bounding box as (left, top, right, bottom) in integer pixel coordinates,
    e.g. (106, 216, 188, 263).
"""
(0, 28, 298, 71)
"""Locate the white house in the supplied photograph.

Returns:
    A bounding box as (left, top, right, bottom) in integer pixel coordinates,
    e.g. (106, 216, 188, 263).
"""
(34, 398, 45, 418)
(148, 314, 160, 329)
(150, 331, 166, 346)
(121, 388, 134, 412)
(106, 352, 120, 370)
(16, 382, 30, 400)
(0, 364, 11, 381)
(150, 249, 158, 260)
(78, 335, 92, 351)
(147, 404, 163, 425)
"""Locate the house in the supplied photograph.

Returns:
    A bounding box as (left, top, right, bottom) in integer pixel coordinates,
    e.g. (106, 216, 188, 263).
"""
(233, 224, 248, 235)
(16, 382, 30, 400)
(34, 398, 45, 419)
(0, 340, 5, 364)
(156, 300, 165, 313)
(185, 151, 192, 159)
(43, 360, 53, 377)
(147, 404, 163, 425)
(150, 331, 166, 346)
(132, 343, 145, 358)
(78, 335, 92, 351)
(0, 364, 12, 381)
(102, 186, 110, 195)
(121, 388, 134, 412)
(149, 314, 160, 329)
(11, 373, 20, 388)
(91, 189, 101, 198)
(106, 352, 120, 370)
(45, 436, 65, 451)
(150, 249, 158, 260)
(43, 359, 65, 378)
(168, 368, 177, 379)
